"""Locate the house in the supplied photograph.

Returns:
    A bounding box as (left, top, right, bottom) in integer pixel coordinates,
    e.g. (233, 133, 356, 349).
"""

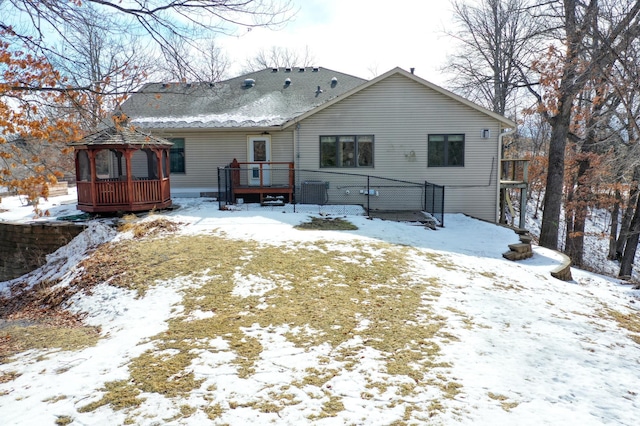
(121, 66, 516, 223)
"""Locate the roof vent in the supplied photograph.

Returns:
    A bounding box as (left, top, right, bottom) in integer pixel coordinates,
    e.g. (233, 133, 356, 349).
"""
(185, 83, 192, 88)
(331, 77, 338, 86)
(284, 78, 291, 86)
(161, 83, 169, 89)
(272, 68, 278, 72)
(312, 67, 319, 72)
(299, 67, 305, 72)
(285, 67, 291, 72)
(243, 78, 256, 88)
(316, 85, 323, 94)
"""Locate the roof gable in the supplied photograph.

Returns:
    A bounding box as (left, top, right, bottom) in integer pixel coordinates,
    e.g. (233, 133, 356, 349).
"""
(282, 67, 516, 129)
(121, 67, 366, 130)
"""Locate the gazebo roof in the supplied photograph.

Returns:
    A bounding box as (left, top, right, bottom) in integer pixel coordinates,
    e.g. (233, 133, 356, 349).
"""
(71, 125, 173, 148)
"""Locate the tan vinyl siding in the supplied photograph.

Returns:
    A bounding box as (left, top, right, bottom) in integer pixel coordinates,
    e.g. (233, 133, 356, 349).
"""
(131, 150, 148, 177)
(296, 74, 503, 221)
(151, 129, 294, 193)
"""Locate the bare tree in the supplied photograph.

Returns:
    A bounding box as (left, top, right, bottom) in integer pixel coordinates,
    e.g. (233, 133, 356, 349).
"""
(444, 0, 543, 115)
(50, 5, 154, 130)
(156, 35, 229, 82)
(607, 41, 640, 275)
(527, 0, 640, 250)
(0, 0, 294, 92)
(243, 45, 315, 72)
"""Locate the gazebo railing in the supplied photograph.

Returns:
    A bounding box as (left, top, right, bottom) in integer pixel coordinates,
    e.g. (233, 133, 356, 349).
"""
(77, 178, 170, 210)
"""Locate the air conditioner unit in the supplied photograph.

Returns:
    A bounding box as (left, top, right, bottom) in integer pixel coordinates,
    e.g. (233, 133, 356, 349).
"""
(300, 181, 328, 204)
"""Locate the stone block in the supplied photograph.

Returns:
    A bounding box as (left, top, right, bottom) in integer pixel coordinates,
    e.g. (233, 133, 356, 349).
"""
(519, 234, 533, 244)
(503, 251, 518, 261)
(508, 243, 532, 254)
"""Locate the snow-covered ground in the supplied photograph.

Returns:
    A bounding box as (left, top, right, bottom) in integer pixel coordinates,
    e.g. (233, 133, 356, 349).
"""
(1, 194, 639, 425)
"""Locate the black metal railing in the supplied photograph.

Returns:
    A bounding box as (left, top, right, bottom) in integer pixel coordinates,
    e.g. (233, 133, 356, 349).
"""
(218, 166, 445, 226)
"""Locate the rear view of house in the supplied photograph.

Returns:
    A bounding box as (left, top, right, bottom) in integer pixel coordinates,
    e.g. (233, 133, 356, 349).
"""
(121, 66, 516, 222)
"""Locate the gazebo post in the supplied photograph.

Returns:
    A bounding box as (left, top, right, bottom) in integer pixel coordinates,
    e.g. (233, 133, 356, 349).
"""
(124, 149, 134, 210)
(88, 149, 98, 209)
(154, 148, 163, 200)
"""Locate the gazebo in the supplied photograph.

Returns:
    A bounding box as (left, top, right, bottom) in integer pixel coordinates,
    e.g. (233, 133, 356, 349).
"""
(72, 125, 173, 213)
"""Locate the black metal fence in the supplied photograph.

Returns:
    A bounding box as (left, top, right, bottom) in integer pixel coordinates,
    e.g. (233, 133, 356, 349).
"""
(218, 166, 445, 225)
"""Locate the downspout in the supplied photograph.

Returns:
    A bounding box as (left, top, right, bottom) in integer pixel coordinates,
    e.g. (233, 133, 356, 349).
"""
(295, 121, 301, 164)
(496, 126, 516, 222)
(294, 121, 301, 205)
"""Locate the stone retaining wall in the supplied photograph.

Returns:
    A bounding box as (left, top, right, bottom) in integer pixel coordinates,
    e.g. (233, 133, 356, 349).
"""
(0, 221, 85, 282)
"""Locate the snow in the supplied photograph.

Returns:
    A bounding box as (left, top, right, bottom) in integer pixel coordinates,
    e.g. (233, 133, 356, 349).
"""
(131, 112, 285, 128)
(1, 194, 640, 425)
(130, 93, 305, 128)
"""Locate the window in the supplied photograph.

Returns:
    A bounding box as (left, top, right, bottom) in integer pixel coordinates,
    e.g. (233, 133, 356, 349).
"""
(428, 134, 464, 167)
(320, 135, 374, 168)
(169, 138, 185, 173)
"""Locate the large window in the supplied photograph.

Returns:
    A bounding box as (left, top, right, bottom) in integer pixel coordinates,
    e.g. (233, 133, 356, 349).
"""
(320, 135, 374, 168)
(428, 134, 464, 167)
(169, 138, 185, 173)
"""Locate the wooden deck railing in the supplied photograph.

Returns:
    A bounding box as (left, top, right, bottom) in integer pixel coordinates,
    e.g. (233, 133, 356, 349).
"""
(500, 159, 529, 185)
(228, 160, 295, 203)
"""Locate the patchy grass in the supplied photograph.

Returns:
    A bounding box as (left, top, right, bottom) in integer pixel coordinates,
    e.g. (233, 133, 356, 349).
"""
(1, 324, 100, 363)
(78, 380, 145, 413)
(0, 370, 20, 383)
(606, 309, 640, 345)
(64, 231, 458, 422)
(488, 392, 520, 411)
(54, 415, 73, 425)
(203, 403, 224, 420)
(0, 216, 468, 423)
(1, 275, 103, 362)
(0, 218, 185, 362)
(128, 349, 204, 397)
(307, 392, 345, 420)
(42, 394, 67, 403)
(295, 216, 358, 231)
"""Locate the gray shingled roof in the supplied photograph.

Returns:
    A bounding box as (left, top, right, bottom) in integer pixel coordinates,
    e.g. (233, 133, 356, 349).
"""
(71, 126, 173, 146)
(120, 67, 367, 129)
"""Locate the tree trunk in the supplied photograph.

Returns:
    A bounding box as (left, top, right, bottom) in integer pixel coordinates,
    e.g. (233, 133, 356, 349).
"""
(564, 165, 589, 266)
(608, 190, 621, 260)
(540, 112, 572, 249)
(616, 167, 640, 259)
(566, 210, 586, 267)
(566, 103, 600, 266)
(564, 171, 578, 262)
(619, 190, 640, 277)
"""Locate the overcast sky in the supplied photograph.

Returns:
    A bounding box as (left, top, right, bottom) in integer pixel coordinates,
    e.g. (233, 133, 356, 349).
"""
(218, 0, 456, 85)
